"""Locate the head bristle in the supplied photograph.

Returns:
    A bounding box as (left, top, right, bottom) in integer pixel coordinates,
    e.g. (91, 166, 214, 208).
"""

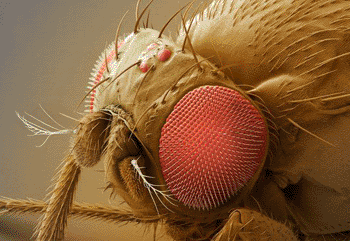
(180, 12, 202, 70)
(135, 0, 142, 22)
(115, 11, 129, 61)
(134, 0, 155, 33)
(158, 2, 191, 38)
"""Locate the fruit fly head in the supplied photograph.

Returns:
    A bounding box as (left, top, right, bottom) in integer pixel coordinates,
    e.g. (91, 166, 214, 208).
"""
(79, 23, 270, 219)
(13, 2, 274, 239)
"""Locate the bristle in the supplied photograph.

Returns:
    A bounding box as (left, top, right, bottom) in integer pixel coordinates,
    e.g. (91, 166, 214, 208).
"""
(160, 56, 215, 105)
(287, 118, 336, 147)
(145, 11, 151, 28)
(181, 2, 202, 52)
(135, 0, 142, 22)
(158, 3, 191, 38)
(134, 0, 154, 33)
(115, 11, 129, 61)
(133, 65, 155, 106)
(180, 13, 201, 70)
(99, 61, 140, 95)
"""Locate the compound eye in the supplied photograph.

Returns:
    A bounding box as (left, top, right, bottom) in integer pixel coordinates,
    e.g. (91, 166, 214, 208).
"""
(159, 86, 269, 210)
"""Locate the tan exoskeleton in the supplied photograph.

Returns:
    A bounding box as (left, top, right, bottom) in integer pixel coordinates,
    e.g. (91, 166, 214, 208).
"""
(1, 0, 350, 240)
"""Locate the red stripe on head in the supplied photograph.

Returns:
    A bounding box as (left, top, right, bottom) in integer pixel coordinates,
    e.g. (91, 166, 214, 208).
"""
(88, 40, 125, 112)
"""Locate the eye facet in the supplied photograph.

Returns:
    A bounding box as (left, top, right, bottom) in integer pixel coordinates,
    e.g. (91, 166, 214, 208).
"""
(159, 86, 268, 210)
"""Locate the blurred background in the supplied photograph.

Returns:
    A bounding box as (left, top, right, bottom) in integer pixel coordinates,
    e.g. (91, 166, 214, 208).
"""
(0, 0, 201, 240)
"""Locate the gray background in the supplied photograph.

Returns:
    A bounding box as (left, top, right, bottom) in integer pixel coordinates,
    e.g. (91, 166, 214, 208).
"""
(0, 0, 201, 240)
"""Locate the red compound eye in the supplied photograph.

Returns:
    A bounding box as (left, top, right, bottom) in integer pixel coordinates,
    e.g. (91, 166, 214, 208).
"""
(159, 86, 268, 210)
